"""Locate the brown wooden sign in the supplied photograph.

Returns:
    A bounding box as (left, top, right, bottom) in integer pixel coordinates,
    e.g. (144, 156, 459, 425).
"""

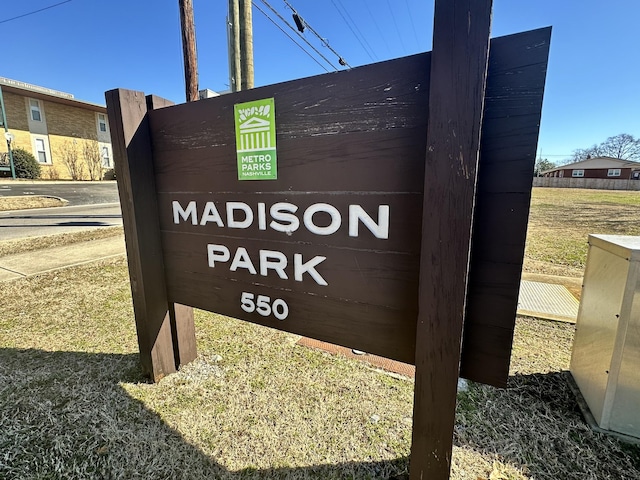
(107, 7, 550, 477)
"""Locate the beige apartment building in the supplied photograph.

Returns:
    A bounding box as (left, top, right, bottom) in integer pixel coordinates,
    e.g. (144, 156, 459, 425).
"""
(0, 77, 113, 180)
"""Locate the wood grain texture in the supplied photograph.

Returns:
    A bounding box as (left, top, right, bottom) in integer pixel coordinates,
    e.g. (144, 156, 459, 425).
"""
(161, 233, 419, 309)
(178, 0, 199, 102)
(140, 29, 550, 385)
(146, 94, 198, 371)
(461, 27, 551, 386)
(166, 271, 417, 364)
(157, 192, 423, 253)
(144, 28, 550, 386)
(410, 1, 492, 479)
(149, 53, 430, 194)
(105, 89, 177, 381)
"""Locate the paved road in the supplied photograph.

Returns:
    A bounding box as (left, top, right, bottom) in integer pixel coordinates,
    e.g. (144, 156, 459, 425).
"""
(0, 181, 119, 206)
(0, 203, 123, 241)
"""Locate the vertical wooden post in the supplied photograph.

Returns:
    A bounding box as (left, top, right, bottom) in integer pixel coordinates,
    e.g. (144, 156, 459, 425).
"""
(106, 89, 197, 382)
(228, 0, 241, 92)
(146, 94, 198, 371)
(239, 0, 254, 89)
(410, 1, 492, 479)
(179, 0, 199, 101)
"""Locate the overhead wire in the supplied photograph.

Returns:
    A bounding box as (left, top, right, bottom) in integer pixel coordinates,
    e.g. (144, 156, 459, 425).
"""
(330, 0, 376, 62)
(385, 0, 406, 52)
(256, 0, 340, 71)
(252, 2, 330, 73)
(363, 0, 392, 56)
(403, 0, 421, 50)
(0, 0, 72, 25)
(282, 0, 351, 68)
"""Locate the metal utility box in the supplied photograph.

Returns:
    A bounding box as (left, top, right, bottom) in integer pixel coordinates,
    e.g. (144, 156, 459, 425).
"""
(571, 234, 640, 439)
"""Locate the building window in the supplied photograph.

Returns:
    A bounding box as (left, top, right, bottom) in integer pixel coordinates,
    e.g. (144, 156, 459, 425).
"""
(35, 138, 48, 163)
(30, 99, 42, 122)
(98, 113, 108, 133)
(572, 169, 584, 177)
(607, 169, 621, 177)
(102, 146, 111, 168)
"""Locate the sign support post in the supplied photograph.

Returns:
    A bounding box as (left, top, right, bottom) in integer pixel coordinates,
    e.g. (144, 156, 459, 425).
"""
(105, 89, 197, 381)
(410, 0, 492, 478)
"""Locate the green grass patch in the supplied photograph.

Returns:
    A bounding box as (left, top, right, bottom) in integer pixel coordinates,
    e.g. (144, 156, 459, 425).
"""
(525, 188, 640, 276)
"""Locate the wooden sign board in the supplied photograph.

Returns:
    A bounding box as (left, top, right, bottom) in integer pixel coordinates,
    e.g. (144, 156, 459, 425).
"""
(127, 27, 548, 375)
(107, 20, 550, 480)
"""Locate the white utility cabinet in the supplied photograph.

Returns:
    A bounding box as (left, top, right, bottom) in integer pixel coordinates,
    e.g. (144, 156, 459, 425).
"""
(570, 234, 640, 439)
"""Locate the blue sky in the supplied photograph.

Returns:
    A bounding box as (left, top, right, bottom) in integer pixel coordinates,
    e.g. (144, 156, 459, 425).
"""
(2, 0, 639, 163)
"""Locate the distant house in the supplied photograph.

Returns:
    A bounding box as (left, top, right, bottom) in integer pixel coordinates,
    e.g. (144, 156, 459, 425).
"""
(0, 77, 113, 180)
(541, 157, 640, 180)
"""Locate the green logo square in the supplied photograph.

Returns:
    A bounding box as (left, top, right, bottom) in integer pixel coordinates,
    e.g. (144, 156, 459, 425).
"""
(234, 98, 277, 180)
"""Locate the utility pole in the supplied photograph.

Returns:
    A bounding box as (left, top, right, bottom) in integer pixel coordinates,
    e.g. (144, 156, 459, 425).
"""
(228, 0, 241, 92)
(178, 0, 199, 102)
(239, 0, 254, 89)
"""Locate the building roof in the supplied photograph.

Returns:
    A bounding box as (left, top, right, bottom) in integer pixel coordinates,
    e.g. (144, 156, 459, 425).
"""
(543, 156, 640, 174)
(0, 77, 106, 112)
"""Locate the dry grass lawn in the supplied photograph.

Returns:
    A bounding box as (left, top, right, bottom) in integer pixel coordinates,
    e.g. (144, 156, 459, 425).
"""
(524, 188, 640, 278)
(0, 226, 123, 258)
(1, 256, 639, 479)
(1, 187, 640, 478)
(0, 195, 68, 211)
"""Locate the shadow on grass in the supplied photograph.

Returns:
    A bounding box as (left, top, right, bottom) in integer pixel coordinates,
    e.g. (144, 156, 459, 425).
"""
(0, 348, 408, 479)
(454, 371, 640, 480)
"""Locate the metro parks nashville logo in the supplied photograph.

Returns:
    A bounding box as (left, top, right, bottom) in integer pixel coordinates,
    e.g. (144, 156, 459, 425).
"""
(234, 98, 277, 180)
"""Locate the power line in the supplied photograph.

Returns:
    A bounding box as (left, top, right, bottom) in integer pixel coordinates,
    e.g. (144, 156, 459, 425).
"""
(256, 0, 340, 71)
(253, 2, 330, 73)
(403, 0, 420, 50)
(363, 0, 392, 56)
(330, 0, 376, 62)
(385, 0, 406, 53)
(282, 0, 351, 68)
(0, 0, 72, 25)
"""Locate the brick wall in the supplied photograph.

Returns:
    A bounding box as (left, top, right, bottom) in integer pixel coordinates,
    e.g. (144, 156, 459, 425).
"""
(45, 101, 96, 139)
(3, 91, 29, 131)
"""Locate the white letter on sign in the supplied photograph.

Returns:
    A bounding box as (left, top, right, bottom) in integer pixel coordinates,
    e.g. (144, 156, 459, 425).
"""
(207, 244, 230, 267)
(270, 202, 299, 234)
(294, 254, 328, 286)
(200, 202, 224, 227)
(227, 202, 254, 229)
(303, 203, 341, 236)
(259, 250, 288, 279)
(348, 205, 389, 239)
(173, 200, 197, 225)
(230, 247, 257, 274)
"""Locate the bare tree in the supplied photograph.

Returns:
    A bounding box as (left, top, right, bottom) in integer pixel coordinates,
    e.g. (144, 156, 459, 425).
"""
(600, 133, 640, 160)
(571, 133, 640, 162)
(570, 145, 603, 163)
(82, 139, 103, 181)
(58, 140, 85, 180)
(42, 165, 60, 180)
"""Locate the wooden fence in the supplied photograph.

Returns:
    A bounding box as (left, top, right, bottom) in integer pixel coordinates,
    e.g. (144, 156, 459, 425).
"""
(534, 177, 640, 191)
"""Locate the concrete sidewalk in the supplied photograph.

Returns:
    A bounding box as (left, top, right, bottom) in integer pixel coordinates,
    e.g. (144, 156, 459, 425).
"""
(0, 235, 125, 281)
(0, 234, 580, 323)
(518, 279, 580, 323)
